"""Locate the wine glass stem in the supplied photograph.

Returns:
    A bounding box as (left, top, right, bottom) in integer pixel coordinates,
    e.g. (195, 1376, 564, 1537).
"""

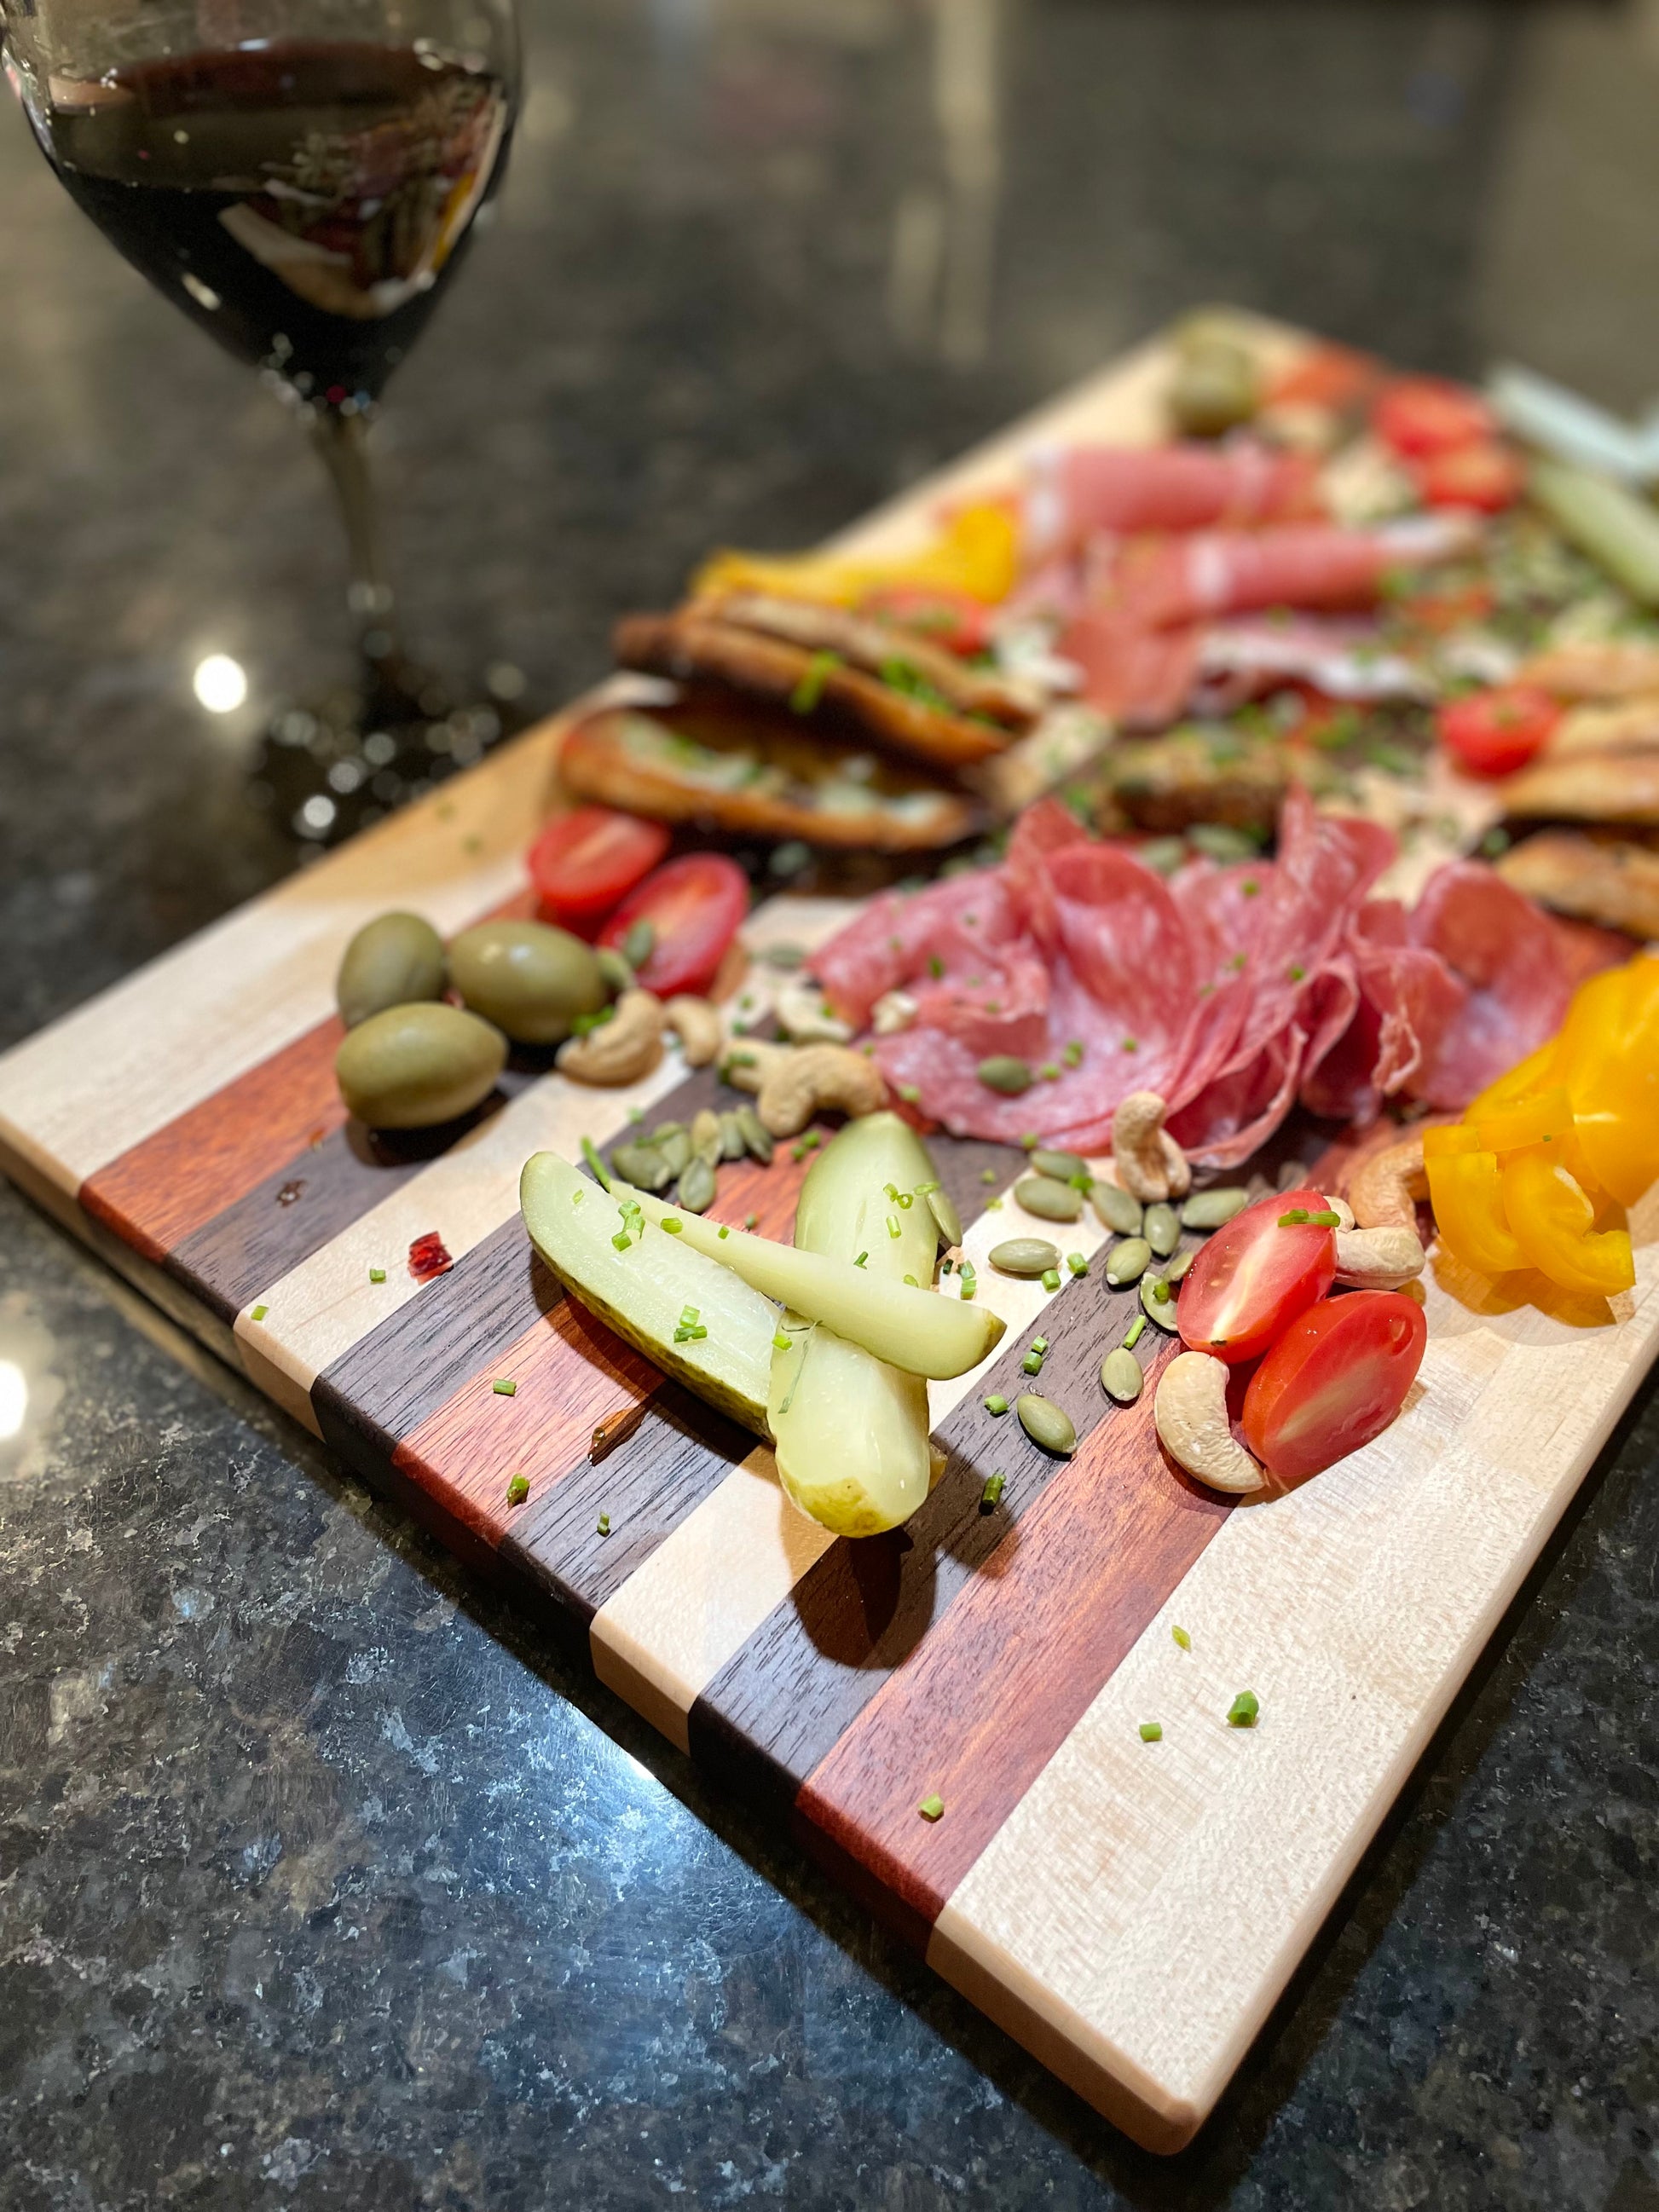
(309, 407, 413, 709)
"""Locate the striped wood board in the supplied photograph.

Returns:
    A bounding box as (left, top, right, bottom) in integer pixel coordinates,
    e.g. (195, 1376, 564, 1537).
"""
(3, 317, 1656, 2153)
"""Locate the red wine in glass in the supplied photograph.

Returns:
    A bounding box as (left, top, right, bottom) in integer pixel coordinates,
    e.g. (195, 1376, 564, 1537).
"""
(3, 4, 522, 844)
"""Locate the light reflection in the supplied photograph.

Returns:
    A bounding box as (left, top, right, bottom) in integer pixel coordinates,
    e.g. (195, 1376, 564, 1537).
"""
(193, 653, 248, 713)
(0, 1360, 26, 1442)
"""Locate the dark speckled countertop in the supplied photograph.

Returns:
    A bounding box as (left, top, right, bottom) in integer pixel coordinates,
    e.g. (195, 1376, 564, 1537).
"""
(2, 3, 1657, 2205)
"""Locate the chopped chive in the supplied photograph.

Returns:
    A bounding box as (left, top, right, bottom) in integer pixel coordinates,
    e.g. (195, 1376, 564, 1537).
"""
(250, 1303, 269, 1322)
(1032, 1336, 1049, 1354)
(854, 1251, 868, 1268)
(1308, 1209, 1341, 1227)
(1063, 1039, 1084, 1068)
(887, 1215, 901, 1239)
(940, 1258, 952, 1275)
(506, 1474, 529, 1506)
(904, 1273, 918, 1287)
(628, 1106, 644, 1123)
(959, 1276, 976, 1298)
(1138, 1722, 1163, 1743)
(718, 1225, 730, 1239)
(1227, 1690, 1259, 1728)
(1022, 1351, 1044, 1375)
(1039, 1061, 1060, 1081)
(1020, 1133, 1038, 1150)
(1041, 1268, 1061, 1291)
(369, 1268, 386, 1284)
(1240, 878, 1259, 898)
(915, 1180, 941, 1196)
(980, 1471, 1006, 1508)
(662, 1218, 683, 1235)
(884, 1183, 899, 1200)
(917, 1793, 945, 1822)
(690, 1325, 707, 1340)
(1151, 1279, 1171, 1302)
(679, 1306, 700, 1325)
(571, 1189, 584, 1207)
(1172, 1625, 1191, 1650)
(928, 953, 945, 979)
(898, 1083, 921, 1103)
(611, 1230, 632, 1250)
(492, 1378, 517, 1397)
(1124, 1314, 1147, 1350)
(772, 1330, 792, 1351)
(745, 1214, 758, 1230)
(984, 1197, 1003, 1210)
(1278, 1209, 1309, 1227)
(896, 1191, 914, 1209)
(581, 1135, 612, 1193)
(1067, 1171, 1093, 1190)
(1121, 1036, 1139, 1054)
(1288, 963, 1306, 983)
(981, 1168, 998, 1184)
(789, 648, 841, 714)
(985, 1394, 1009, 1415)
(1066, 1252, 1088, 1276)
(597, 1511, 612, 1538)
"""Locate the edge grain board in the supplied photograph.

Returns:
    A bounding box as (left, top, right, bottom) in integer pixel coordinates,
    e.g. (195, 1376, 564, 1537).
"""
(3, 313, 1656, 2154)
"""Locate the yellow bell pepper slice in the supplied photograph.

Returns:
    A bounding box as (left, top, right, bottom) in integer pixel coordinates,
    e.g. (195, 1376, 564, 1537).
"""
(1465, 1039, 1560, 1121)
(1499, 1146, 1634, 1299)
(1472, 1085, 1575, 1154)
(694, 501, 1020, 609)
(1422, 1122, 1483, 1160)
(1560, 957, 1659, 1207)
(1425, 1149, 1526, 1277)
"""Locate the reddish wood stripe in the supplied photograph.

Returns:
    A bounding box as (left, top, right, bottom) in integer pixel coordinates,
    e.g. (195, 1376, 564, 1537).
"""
(795, 1378, 1227, 1935)
(80, 1018, 348, 1263)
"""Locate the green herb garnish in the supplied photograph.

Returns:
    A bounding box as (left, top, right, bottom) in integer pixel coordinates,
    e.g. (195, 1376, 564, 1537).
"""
(1227, 1690, 1259, 1728)
(506, 1474, 529, 1505)
(1066, 1252, 1089, 1276)
(582, 1135, 612, 1193)
(1278, 1209, 1309, 1226)
(1172, 1625, 1191, 1650)
(251, 1304, 268, 1322)
(789, 649, 841, 714)
(980, 1471, 1006, 1508)
(984, 1394, 1009, 1416)
(1138, 1722, 1163, 1743)
(1124, 1314, 1147, 1350)
(917, 1793, 945, 1822)
(492, 1378, 517, 1397)
(1041, 1268, 1061, 1291)
(368, 1268, 386, 1284)
(597, 1511, 612, 1537)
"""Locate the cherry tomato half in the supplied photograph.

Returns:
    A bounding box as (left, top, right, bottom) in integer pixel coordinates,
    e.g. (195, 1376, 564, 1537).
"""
(1177, 1187, 1337, 1365)
(1436, 684, 1560, 779)
(1373, 376, 1496, 459)
(598, 852, 749, 998)
(1413, 440, 1523, 514)
(529, 807, 670, 930)
(1241, 1291, 1427, 1483)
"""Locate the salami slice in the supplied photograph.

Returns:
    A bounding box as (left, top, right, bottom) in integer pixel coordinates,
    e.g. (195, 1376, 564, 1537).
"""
(1022, 441, 1320, 563)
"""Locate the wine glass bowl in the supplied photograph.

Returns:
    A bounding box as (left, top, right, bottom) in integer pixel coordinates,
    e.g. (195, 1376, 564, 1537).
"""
(2, 0, 521, 845)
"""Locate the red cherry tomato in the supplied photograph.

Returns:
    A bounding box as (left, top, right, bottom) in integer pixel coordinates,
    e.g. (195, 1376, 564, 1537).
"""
(1241, 1291, 1427, 1483)
(1437, 684, 1560, 779)
(1413, 441, 1523, 513)
(856, 584, 993, 656)
(1176, 1187, 1337, 1365)
(1373, 377, 1495, 459)
(529, 807, 670, 930)
(598, 852, 749, 997)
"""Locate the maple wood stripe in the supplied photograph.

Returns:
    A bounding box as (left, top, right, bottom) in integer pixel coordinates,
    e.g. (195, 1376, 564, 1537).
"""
(686, 1244, 1199, 1804)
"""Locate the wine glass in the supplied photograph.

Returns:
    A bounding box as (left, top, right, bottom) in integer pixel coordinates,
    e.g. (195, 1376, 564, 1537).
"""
(1, 0, 521, 845)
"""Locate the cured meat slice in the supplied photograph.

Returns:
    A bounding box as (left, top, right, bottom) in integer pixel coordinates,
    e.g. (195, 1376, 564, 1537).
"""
(812, 872, 1029, 1031)
(1112, 515, 1477, 631)
(1021, 441, 1320, 563)
(1056, 606, 1201, 726)
(1195, 614, 1435, 703)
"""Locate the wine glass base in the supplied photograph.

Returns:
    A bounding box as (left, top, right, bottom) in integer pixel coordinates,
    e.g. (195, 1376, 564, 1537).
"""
(247, 663, 530, 852)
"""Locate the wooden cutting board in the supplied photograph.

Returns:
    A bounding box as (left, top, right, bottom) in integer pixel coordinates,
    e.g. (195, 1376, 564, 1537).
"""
(3, 315, 1655, 2154)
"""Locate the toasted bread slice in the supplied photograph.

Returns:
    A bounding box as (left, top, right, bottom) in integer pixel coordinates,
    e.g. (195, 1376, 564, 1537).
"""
(1517, 639, 1659, 701)
(558, 698, 980, 852)
(1095, 729, 1341, 836)
(702, 592, 1041, 730)
(1547, 696, 1659, 759)
(1496, 830, 1659, 940)
(1498, 749, 1659, 824)
(613, 611, 1012, 773)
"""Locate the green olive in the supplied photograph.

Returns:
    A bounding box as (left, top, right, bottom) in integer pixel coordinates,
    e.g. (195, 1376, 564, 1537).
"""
(336, 911, 446, 1029)
(335, 1002, 506, 1129)
(448, 918, 607, 1045)
(1167, 336, 1260, 438)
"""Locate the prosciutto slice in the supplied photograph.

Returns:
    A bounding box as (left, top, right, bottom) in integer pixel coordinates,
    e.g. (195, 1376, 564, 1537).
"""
(1021, 442, 1320, 563)
(1055, 606, 1202, 726)
(809, 794, 1625, 1167)
(1111, 515, 1477, 631)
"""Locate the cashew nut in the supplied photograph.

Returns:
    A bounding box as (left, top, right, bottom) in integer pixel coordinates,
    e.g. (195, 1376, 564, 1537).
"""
(775, 973, 854, 1045)
(871, 989, 919, 1036)
(556, 989, 664, 1085)
(1328, 1195, 1356, 1232)
(1347, 1135, 1427, 1230)
(720, 1037, 793, 1093)
(1334, 1223, 1425, 1291)
(663, 995, 721, 1067)
(1112, 1090, 1193, 1203)
(1154, 1351, 1266, 1494)
(755, 1043, 888, 1137)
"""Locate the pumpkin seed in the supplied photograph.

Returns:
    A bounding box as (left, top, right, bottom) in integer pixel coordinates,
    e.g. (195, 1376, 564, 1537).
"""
(1031, 1147, 1088, 1184)
(691, 1108, 723, 1169)
(734, 1105, 774, 1165)
(1140, 1274, 1182, 1331)
(610, 1142, 673, 1192)
(676, 1154, 717, 1215)
(656, 1129, 693, 1178)
(1105, 1237, 1151, 1287)
(927, 1185, 964, 1249)
(718, 1112, 749, 1161)
(988, 1237, 1061, 1279)
(336, 910, 446, 1029)
(334, 1002, 505, 1130)
(1101, 1348, 1144, 1405)
(1180, 1186, 1250, 1231)
(1016, 1391, 1077, 1456)
(1167, 1247, 1197, 1283)
(978, 1054, 1033, 1096)
(1014, 1175, 1083, 1223)
(651, 1121, 685, 1141)
(1091, 1180, 1143, 1237)
(595, 947, 634, 996)
(1144, 1202, 1180, 1257)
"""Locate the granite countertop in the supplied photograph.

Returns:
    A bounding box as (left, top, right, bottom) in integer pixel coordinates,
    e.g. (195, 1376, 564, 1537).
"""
(2, 3, 1656, 2204)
